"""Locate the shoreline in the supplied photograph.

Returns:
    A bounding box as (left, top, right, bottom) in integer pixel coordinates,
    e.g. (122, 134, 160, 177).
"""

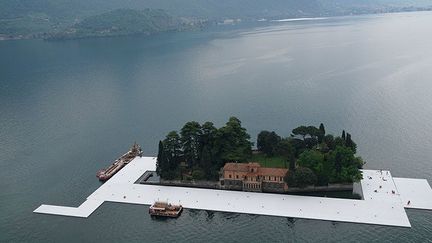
(137, 173, 355, 198)
(2, 10, 432, 42)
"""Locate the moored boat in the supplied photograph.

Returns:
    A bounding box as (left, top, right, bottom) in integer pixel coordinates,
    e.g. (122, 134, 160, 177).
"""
(149, 202, 183, 218)
(96, 143, 143, 181)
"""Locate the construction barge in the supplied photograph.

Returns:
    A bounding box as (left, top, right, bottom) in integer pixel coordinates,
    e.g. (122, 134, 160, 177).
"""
(96, 143, 143, 181)
(149, 202, 183, 218)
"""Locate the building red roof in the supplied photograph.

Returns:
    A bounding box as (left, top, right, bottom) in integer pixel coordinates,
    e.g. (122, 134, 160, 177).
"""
(223, 162, 260, 172)
(223, 162, 288, 177)
(257, 167, 288, 177)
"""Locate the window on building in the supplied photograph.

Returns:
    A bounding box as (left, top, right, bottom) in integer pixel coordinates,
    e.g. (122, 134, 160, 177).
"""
(229, 174, 231, 178)
(236, 175, 239, 179)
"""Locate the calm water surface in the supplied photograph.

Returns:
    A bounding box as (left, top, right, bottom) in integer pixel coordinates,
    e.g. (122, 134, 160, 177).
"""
(1, 11, 432, 242)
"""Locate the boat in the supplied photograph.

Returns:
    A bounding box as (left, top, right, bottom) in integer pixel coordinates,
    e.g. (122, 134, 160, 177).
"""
(96, 142, 143, 181)
(149, 202, 183, 218)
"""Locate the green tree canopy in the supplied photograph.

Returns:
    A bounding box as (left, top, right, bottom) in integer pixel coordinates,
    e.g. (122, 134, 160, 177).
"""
(285, 167, 317, 188)
(318, 123, 325, 143)
(323, 134, 335, 150)
(297, 150, 325, 174)
(275, 138, 296, 171)
(156, 140, 167, 176)
(180, 121, 202, 167)
(157, 119, 363, 185)
(164, 131, 182, 159)
(292, 126, 309, 139)
(257, 130, 281, 156)
(163, 131, 182, 178)
(328, 146, 363, 182)
(215, 117, 252, 163)
(292, 125, 321, 148)
(345, 133, 357, 153)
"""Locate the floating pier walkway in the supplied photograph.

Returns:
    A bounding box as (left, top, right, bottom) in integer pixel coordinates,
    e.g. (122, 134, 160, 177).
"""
(34, 157, 432, 227)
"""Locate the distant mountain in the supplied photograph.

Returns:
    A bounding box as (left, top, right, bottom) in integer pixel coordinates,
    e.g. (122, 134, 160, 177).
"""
(0, 0, 431, 40)
(45, 9, 204, 40)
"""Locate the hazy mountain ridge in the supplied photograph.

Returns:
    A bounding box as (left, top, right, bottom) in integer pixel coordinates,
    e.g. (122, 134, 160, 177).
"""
(45, 9, 205, 40)
(0, 0, 431, 40)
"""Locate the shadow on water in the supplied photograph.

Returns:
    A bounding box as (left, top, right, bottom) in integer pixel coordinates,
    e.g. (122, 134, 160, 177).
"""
(219, 212, 240, 221)
(286, 217, 297, 228)
(205, 210, 214, 220)
(150, 215, 172, 222)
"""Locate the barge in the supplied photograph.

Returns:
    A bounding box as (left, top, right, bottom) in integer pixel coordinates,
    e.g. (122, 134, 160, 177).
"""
(149, 202, 183, 218)
(96, 143, 143, 181)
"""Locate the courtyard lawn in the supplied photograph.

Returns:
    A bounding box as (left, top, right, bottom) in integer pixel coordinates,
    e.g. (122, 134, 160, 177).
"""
(250, 153, 287, 168)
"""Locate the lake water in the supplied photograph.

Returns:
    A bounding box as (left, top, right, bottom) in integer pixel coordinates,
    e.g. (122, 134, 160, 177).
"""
(1, 11, 432, 242)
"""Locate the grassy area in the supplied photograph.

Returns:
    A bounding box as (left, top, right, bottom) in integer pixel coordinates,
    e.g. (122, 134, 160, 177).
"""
(250, 153, 287, 168)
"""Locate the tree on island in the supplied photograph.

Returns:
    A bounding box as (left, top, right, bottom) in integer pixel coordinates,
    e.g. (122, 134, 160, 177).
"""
(157, 120, 364, 186)
(156, 141, 166, 177)
(156, 117, 252, 181)
(180, 121, 202, 168)
(198, 122, 218, 177)
(215, 117, 252, 164)
(297, 150, 324, 173)
(297, 150, 331, 186)
(291, 125, 322, 149)
(323, 134, 335, 150)
(258, 123, 364, 185)
(257, 130, 281, 156)
(345, 133, 357, 153)
(328, 146, 363, 182)
(285, 167, 317, 188)
(318, 123, 325, 143)
(162, 131, 182, 179)
(275, 138, 296, 171)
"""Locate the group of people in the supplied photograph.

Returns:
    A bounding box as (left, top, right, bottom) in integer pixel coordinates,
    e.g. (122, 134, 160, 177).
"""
(376, 170, 411, 206)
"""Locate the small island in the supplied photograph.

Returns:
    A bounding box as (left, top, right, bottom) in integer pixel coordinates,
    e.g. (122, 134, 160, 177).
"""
(34, 117, 432, 227)
(154, 117, 364, 194)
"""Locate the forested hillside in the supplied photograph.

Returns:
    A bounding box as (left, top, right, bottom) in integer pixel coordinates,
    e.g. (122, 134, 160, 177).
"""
(1, 0, 430, 39)
(45, 9, 204, 40)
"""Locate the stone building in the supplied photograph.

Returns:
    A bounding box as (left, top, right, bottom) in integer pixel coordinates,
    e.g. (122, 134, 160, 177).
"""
(220, 162, 288, 193)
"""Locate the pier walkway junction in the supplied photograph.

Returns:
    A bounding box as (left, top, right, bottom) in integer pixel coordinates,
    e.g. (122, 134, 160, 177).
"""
(34, 157, 432, 227)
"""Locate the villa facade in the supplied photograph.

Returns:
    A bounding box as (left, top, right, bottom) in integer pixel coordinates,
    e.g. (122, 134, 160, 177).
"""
(220, 162, 288, 193)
